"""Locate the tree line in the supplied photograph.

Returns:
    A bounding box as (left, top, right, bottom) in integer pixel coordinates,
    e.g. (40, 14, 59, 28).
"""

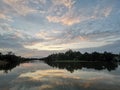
(0, 51, 40, 63)
(0, 52, 25, 63)
(43, 50, 120, 62)
(0, 50, 120, 63)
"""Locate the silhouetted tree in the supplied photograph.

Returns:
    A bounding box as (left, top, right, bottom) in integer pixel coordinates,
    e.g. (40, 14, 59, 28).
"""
(44, 50, 119, 62)
(0, 51, 25, 63)
(7, 51, 14, 55)
(0, 52, 2, 55)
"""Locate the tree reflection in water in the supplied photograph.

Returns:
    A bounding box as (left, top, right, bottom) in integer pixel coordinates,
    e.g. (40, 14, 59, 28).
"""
(0, 62, 20, 73)
(45, 61, 119, 73)
(0, 60, 119, 73)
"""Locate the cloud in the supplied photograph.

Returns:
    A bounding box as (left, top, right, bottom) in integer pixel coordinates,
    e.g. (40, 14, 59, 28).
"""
(24, 13, 120, 51)
(22, 29, 91, 51)
(23, 20, 120, 51)
(39, 0, 46, 4)
(46, 0, 114, 26)
(0, 12, 12, 21)
(23, 34, 108, 51)
(0, 0, 119, 57)
(92, 5, 112, 19)
(79, 40, 120, 54)
(0, 12, 8, 19)
(0, 23, 32, 53)
(0, 23, 56, 57)
(23, 16, 120, 51)
(46, 5, 113, 26)
(103, 7, 112, 17)
(46, 5, 112, 26)
(0, 33, 24, 54)
(52, 0, 75, 9)
(3, 0, 37, 16)
(46, 15, 80, 26)
(35, 30, 62, 40)
(46, 0, 82, 26)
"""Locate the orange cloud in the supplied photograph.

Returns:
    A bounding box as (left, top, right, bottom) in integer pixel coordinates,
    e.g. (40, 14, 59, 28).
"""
(0, 12, 8, 19)
(46, 15, 80, 26)
(47, 4, 113, 25)
(0, 12, 12, 21)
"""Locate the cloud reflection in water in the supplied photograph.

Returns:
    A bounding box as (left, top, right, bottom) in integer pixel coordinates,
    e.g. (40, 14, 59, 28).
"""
(9, 69, 120, 90)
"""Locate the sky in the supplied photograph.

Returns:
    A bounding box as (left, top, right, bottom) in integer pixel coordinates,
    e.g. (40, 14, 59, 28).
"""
(0, 0, 120, 57)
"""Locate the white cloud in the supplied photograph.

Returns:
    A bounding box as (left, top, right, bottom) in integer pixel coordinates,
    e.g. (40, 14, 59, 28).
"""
(46, 6, 113, 26)
(46, 1, 113, 26)
(52, 0, 75, 9)
(3, 0, 37, 16)
(39, 0, 46, 4)
(35, 30, 62, 40)
(23, 39, 108, 51)
(92, 6, 112, 19)
(103, 7, 112, 17)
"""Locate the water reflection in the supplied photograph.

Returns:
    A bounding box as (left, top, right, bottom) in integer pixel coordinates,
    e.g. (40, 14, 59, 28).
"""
(0, 62, 20, 73)
(11, 69, 120, 90)
(0, 60, 119, 74)
(0, 61, 120, 90)
(45, 61, 119, 73)
(0, 61, 34, 73)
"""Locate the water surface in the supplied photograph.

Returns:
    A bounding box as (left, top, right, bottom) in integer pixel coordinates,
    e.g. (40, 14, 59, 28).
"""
(0, 60, 120, 90)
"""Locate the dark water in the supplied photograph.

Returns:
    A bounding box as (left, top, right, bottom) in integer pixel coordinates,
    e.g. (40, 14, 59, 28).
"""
(0, 60, 120, 90)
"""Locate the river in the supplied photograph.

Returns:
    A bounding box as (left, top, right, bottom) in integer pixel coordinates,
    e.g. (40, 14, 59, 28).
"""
(0, 60, 120, 90)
